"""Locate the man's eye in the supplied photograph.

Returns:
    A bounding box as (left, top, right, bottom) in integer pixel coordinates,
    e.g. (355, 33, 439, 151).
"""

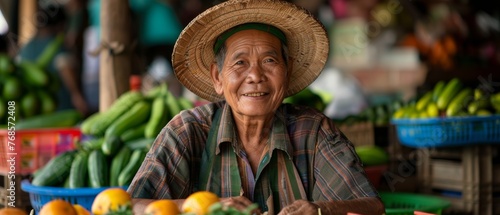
(264, 58, 276, 63)
(235, 60, 244, 65)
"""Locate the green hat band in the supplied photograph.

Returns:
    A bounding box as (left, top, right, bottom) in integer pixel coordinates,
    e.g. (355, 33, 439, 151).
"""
(213, 23, 287, 54)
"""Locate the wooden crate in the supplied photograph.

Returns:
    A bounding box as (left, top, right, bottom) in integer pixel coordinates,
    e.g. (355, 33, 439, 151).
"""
(417, 145, 499, 215)
(338, 122, 374, 147)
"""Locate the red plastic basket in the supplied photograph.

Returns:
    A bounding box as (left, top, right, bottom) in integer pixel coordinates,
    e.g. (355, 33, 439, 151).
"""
(0, 128, 81, 175)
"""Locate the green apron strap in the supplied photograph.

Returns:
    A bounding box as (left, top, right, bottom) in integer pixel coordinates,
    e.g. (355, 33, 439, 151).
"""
(199, 108, 241, 197)
(268, 151, 307, 210)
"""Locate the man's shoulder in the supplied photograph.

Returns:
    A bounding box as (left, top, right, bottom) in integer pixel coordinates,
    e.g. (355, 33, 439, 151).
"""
(170, 101, 223, 127)
(280, 103, 343, 140)
(280, 103, 328, 123)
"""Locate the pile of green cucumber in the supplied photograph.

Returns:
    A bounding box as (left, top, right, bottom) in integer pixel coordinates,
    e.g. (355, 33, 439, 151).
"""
(0, 34, 65, 125)
(393, 78, 500, 119)
(31, 84, 193, 188)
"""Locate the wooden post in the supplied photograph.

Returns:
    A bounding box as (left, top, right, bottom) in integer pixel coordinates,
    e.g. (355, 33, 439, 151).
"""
(18, 0, 37, 46)
(99, 0, 132, 111)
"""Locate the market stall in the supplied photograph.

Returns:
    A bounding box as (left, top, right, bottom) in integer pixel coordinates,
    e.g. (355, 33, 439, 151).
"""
(0, 0, 499, 214)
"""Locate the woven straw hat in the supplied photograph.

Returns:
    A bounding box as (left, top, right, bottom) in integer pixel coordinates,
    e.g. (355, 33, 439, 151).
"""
(172, 0, 329, 102)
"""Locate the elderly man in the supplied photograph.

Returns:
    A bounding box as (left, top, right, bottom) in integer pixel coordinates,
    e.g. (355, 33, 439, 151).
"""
(128, 0, 385, 214)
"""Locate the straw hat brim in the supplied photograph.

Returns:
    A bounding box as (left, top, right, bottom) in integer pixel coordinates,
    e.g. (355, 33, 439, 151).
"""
(172, 0, 329, 102)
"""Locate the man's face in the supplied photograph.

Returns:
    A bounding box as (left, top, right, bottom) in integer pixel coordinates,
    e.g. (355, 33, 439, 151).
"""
(211, 29, 289, 118)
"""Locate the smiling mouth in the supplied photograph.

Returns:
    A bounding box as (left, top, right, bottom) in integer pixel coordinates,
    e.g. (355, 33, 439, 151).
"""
(243, 92, 268, 97)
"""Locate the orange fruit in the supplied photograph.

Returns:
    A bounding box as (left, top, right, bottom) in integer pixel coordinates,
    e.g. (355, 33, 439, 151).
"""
(73, 204, 91, 215)
(39, 199, 77, 215)
(91, 188, 132, 215)
(0, 208, 28, 215)
(144, 199, 180, 215)
(181, 191, 220, 215)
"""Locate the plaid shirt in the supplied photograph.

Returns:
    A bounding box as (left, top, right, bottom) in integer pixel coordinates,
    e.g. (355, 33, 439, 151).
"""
(128, 101, 378, 212)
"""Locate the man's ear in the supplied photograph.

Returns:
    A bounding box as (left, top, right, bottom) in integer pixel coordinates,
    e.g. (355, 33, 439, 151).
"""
(211, 63, 223, 95)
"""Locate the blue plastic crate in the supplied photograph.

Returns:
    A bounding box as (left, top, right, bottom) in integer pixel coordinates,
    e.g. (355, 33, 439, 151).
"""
(21, 179, 127, 214)
(391, 115, 500, 148)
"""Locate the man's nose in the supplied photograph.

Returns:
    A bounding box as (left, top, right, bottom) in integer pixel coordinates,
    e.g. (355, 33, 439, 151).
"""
(246, 64, 266, 83)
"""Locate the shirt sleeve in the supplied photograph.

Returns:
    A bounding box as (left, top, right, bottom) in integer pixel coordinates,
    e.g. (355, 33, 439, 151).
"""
(311, 118, 379, 200)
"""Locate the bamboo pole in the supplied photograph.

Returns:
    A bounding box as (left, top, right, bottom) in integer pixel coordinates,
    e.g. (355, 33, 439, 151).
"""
(99, 0, 132, 111)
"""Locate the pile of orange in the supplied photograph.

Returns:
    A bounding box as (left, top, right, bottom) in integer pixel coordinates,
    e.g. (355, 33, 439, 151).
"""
(91, 187, 133, 215)
(37, 199, 90, 215)
(144, 190, 220, 215)
(28, 189, 223, 215)
(0, 208, 28, 215)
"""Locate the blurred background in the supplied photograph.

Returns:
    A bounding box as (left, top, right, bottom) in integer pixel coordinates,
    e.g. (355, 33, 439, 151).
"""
(1, 0, 500, 214)
(1, 0, 499, 117)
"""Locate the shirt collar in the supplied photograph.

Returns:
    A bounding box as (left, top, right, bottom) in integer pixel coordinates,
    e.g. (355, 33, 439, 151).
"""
(215, 102, 293, 159)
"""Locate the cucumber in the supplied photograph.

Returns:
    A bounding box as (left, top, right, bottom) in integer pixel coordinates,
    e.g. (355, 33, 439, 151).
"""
(89, 91, 143, 136)
(68, 151, 89, 188)
(426, 102, 439, 118)
(20, 92, 40, 118)
(432, 80, 446, 102)
(3, 76, 23, 100)
(110, 147, 132, 186)
(145, 95, 168, 138)
(18, 61, 49, 87)
(416, 91, 433, 111)
(491, 93, 500, 112)
(80, 112, 103, 135)
(446, 88, 472, 116)
(467, 99, 490, 115)
(88, 149, 109, 188)
(101, 136, 122, 156)
(166, 91, 182, 118)
(16, 109, 82, 129)
(32, 150, 77, 186)
(437, 78, 463, 110)
(37, 90, 57, 114)
(81, 137, 105, 152)
(178, 97, 194, 110)
(120, 124, 147, 143)
(474, 88, 486, 101)
(117, 149, 147, 186)
(63, 175, 71, 188)
(476, 109, 492, 116)
(125, 138, 154, 150)
(145, 83, 168, 99)
(0, 53, 15, 75)
(105, 101, 151, 139)
(103, 101, 151, 155)
(36, 33, 65, 69)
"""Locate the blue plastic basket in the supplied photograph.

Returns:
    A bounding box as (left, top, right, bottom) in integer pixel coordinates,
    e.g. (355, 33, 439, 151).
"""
(391, 115, 500, 148)
(21, 179, 127, 214)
